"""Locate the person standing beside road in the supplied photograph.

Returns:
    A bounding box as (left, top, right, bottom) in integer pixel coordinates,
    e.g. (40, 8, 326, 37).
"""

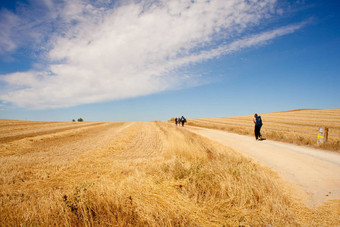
(253, 113, 263, 140)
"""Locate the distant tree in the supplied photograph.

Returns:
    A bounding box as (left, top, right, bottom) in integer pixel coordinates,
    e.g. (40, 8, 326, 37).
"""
(72, 119, 76, 122)
(170, 117, 175, 122)
(78, 118, 84, 122)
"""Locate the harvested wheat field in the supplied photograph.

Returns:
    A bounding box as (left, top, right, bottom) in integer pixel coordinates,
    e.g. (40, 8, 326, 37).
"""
(187, 109, 340, 152)
(0, 119, 340, 226)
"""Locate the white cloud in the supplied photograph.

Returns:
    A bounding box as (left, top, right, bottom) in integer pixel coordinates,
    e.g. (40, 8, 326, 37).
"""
(0, 9, 22, 54)
(168, 20, 310, 65)
(0, 0, 307, 109)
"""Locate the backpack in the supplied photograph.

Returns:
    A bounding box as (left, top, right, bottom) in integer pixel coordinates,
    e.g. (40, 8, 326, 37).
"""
(256, 116, 262, 126)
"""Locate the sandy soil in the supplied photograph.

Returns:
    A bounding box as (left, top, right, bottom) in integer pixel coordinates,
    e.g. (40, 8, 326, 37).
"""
(187, 126, 340, 207)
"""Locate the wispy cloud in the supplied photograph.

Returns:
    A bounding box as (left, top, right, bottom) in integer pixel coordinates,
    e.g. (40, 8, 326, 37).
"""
(0, 0, 307, 109)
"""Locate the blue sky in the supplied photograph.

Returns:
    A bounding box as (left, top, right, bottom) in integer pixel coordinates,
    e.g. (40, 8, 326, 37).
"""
(0, 0, 339, 122)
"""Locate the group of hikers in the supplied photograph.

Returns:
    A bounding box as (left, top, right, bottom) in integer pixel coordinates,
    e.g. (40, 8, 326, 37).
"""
(175, 116, 186, 127)
(173, 114, 262, 140)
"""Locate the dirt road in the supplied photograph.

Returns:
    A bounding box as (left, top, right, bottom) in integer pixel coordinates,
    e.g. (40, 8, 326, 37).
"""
(188, 126, 340, 206)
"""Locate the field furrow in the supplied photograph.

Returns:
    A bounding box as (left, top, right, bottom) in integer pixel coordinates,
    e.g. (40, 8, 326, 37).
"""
(0, 122, 105, 143)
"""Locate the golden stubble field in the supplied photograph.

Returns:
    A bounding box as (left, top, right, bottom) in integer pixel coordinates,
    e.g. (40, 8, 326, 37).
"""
(188, 109, 340, 152)
(0, 117, 339, 226)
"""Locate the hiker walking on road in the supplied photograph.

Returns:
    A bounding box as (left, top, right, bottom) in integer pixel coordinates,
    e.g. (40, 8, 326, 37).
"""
(175, 117, 178, 126)
(180, 116, 186, 127)
(253, 113, 262, 140)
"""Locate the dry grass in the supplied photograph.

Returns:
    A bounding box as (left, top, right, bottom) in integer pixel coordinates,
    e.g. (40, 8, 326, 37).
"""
(187, 109, 340, 152)
(0, 120, 339, 226)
